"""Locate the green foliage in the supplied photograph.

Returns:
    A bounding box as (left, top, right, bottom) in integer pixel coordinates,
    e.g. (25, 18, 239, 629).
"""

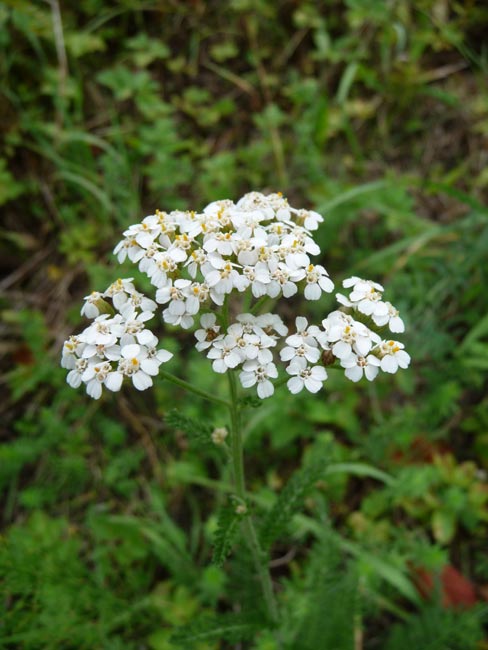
(259, 458, 326, 549)
(165, 409, 215, 449)
(212, 497, 247, 567)
(384, 604, 486, 650)
(291, 534, 358, 650)
(1, 0, 488, 646)
(171, 612, 263, 647)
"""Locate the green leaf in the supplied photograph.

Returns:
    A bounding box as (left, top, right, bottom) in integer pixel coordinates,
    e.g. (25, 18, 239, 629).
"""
(259, 459, 326, 549)
(212, 498, 247, 567)
(0, 159, 24, 205)
(431, 510, 456, 545)
(171, 613, 262, 645)
(324, 462, 395, 485)
(165, 410, 214, 449)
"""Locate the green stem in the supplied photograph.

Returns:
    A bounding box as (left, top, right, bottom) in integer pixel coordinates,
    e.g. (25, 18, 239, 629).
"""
(159, 369, 229, 408)
(250, 295, 271, 315)
(227, 371, 279, 623)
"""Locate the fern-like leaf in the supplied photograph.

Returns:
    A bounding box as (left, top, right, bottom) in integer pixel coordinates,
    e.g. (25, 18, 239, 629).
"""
(212, 497, 247, 566)
(384, 603, 486, 650)
(165, 409, 214, 449)
(259, 458, 325, 549)
(293, 532, 358, 650)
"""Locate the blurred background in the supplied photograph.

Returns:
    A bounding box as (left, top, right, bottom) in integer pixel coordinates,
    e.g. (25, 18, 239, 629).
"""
(1, 1, 488, 648)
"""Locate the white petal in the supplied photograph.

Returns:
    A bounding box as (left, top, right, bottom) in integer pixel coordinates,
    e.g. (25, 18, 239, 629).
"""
(201, 313, 217, 328)
(282, 283, 297, 298)
(140, 358, 160, 376)
(365, 365, 379, 381)
(67, 370, 82, 388)
(303, 347, 320, 363)
(304, 283, 321, 300)
(287, 376, 304, 394)
(239, 371, 256, 388)
(137, 329, 156, 345)
(156, 349, 173, 363)
(311, 366, 328, 381)
(304, 377, 322, 393)
(345, 366, 363, 382)
(105, 372, 123, 392)
(332, 340, 351, 359)
(267, 363, 278, 379)
(343, 276, 360, 288)
(396, 350, 411, 368)
(389, 316, 405, 333)
(122, 344, 141, 359)
(132, 371, 153, 390)
(319, 276, 334, 293)
(86, 379, 103, 399)
(225, 351, 241, 368)
(169, 300, 186, 316)
(381, 355, 398, 373)
(257, 380, 274, 399)
(354, 337, 372, 356)
(212, 359, 228, 374)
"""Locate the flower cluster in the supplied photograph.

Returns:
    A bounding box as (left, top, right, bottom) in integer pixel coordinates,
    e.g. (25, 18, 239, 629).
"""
(113, 191, 333, 330)
(62, 192, 410, 400)
(61, 279, 172, 399)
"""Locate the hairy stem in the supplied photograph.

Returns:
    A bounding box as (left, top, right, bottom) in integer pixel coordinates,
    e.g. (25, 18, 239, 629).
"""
(227, 370, 279, 623)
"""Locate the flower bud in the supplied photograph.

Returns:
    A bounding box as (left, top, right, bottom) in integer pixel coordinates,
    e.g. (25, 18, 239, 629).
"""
(321, 349, 336, 366)
(211, 426, 229, 445)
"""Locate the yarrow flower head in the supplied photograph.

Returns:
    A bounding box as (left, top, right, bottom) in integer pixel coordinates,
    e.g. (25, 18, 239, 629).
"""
(62, 192, 410, 400)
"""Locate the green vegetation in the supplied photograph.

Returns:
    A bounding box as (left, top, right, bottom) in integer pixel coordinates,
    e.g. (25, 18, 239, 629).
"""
(1, 1, 488, 647)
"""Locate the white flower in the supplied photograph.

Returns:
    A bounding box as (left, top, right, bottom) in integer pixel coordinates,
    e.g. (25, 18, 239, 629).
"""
(147, 253, 178, 288)
(286, 357, 327, 394)
(239, 360, 278, 399)
(203, 231, 238, 256)
(285, 317, 318, 348)
(66, 357, 88, 388)
(118, 309, 156, 347)
(80, 291, 106, 319)
(81, 341, 121, 361)
(195, 313, 221, 351)
(204, 260, 244, 298)
(340, 276, 386, 318)
(119, 289, 157, 318)
(292, 208, 324, 231)
(340, 353, 381, 382)
(80, 314, 123, 346)
(304, 264, 334, 300)
(113, 235, 145, 264)
(104, 278, 136, 311)
(124, 215, 162, 248)
(82, 360, 112, 399)
(61, 336, 86, 369)
(378, 340, 410, 373)
(138, 243, 163, 273)
(267, 263, 303, 299)
(281, 317, 321, 363)
(211, 427, 229, 445)
(372, 301, 405, 333)
(207, 336, 241, 373)
(326, 315, 378, 359)
(185, 248, 209, 278)
(106, 343, 172, 392)
(168, 233, 194, 263)
(226, 323, 261, 362)
(254, 313, 288, 337)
